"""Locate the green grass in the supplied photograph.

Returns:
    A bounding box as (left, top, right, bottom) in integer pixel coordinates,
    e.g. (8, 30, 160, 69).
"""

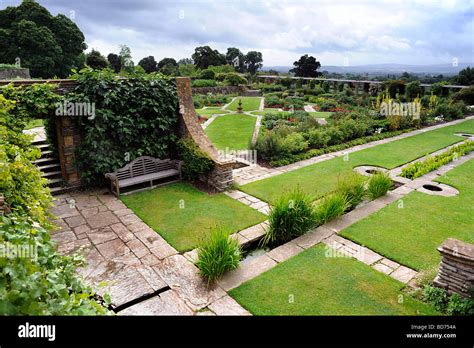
(227, 97, 262, 112)
(308, 111, 333, 118)
(240, 119, 474, 204)
(205, 114, 256, 150)
(25, 119, 44, 129)
(229, 244, 438, 315)
(340, 158, 474, 271)
(250, 109, 288, 116)
(195, 108, 230, 116)
(121, 182, 266, 252)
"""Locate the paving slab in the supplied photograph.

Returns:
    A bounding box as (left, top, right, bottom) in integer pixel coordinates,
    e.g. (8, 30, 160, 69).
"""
(208, 295, 251, 316)
(292, 226, 334, 249)
(390, 265, 418, 283)
(87, 211, 120, 229)
(118, 290, 193, 316)
(267, 242, 304, 263)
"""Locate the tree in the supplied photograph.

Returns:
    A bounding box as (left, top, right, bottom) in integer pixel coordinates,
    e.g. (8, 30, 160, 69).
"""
(107, 53, 121, 73)
(177, 58, 193, 65)
(192, 46, 226, 69)
(119, 45, 134, 72)
(0, 0, 86, 78)
(178, 63, 197, 77)
(157, 58, 177, 70)
(454, 67, 474, 86)
(85, 49, 108, 69)
(244, 51, 263, 75)
(226, 47, 245, 73)
(138, 56, 158, 73)
(290, 54, 322, 77)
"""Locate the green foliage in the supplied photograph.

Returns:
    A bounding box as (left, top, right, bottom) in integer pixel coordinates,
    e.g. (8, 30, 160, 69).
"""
(0, 94, 111, 315)
(85, 49, 108, 70)
(196, 228, 241, 284)
(199, 69, 215, 80)
(453, 85, 474, 105)
(401, 140, 474, 179)
(336, 173, 366, 210)
(244, 51, 263, 75)
(0, 1, 86, 78)
(405, 80, 423, 100)
(314, 192, 349, 225)
(423, 285, 473, 315)
(262, 189, 317, 247)
(430, 102, 464, 120)
(192, 79, 217, 87)
(192, 93, 230, 108)
(224, 73, 247, 86)
(453, 66, 474, 86)
(0, 64, 17, 69)
(192, 46, 226, 69)
(138, 56, 158, 73)
(177, 137, 214, 180)
(367, 172, 392, 199)
(69, 68, 179, 184)
(290, 54, 322, 77)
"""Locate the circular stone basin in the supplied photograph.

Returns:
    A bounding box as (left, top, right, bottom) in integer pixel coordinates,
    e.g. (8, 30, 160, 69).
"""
(365, 169, 381, 174)
(422, 184, 442, 192)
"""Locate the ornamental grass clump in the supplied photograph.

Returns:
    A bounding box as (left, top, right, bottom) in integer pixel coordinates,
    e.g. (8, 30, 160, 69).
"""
(261, 189, 317, 247)
(314, 192, 350, 225)
(196, 228, 241, 284)
(367, 172, 393, 199)
(336, 172, 366, 210)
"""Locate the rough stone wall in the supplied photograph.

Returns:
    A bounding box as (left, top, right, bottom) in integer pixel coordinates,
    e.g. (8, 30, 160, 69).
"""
(176, 77, 235, 191)
(0, 68, 30, 80)
(55, 116, 82, 186)
(434, 238, 473, 298)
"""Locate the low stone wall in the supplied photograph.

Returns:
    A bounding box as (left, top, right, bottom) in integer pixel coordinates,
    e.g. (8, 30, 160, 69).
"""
(191, 85, 246, 95)
(434, 238, 473, 298)
(0, 68, 30, 80)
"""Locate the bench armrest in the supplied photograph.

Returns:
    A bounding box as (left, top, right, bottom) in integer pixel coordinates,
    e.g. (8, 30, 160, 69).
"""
(105, 172, 117, 181)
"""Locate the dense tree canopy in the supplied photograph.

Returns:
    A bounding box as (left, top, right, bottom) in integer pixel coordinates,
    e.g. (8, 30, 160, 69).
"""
(0, 0, 86, 78)
(192, 46, 226, 69)
(245, 51, 263, 75)
(454, 67, 474, 86)
(85, 49, 108, 69)
(107, 53, 122, 73)
(138, 56, 158, 73)
(226, 47, 246, 73)
(290, 54, 322, 77)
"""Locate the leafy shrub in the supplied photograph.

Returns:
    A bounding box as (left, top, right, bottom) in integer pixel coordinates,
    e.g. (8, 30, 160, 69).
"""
(199, 69, 215, 80)
(326, 127, 345, 145)
(265, 96, 284, 108)
(336, 173, 366, 210)
(280, 132, 309, 155)
(384, 80, 406, 98)
(405, 81, 423, 100)
(401, 140, 474, 179)
(262, 189, 317, 246)
(192, 79, 217, 87)
(69, 68, 179, 184)
(0, 94, 111, 315)
(307, 128, 330, 148)
(430, 102, 464, 120)
(177, 137, 214, 180)
(319, 99, 338, 111)
(367, 172, 392, 199)
(314, 192, 349, 225)
(284, 96, 305, 110)
(196, 228, 241, 284)
(423, 285, 474, 315)
(453, 85, 474, 106)
(224, 73, 247, 86)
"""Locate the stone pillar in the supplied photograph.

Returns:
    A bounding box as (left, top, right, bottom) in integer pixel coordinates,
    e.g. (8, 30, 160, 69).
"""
(433, 238, 473, 298)
(56, 116, 81, 186)
(175, 77, 235, 191)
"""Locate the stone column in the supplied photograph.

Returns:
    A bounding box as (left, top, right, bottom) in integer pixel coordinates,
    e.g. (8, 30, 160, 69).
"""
(434, 238, 473, 298)
(175, 77, 235, 191)
(55, 116, 81, 186)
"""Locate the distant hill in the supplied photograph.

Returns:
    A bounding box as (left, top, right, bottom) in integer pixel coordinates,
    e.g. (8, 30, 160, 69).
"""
(262, 63, 473, 76)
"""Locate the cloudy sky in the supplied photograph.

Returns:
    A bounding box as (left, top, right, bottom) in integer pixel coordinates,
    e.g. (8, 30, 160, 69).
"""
(2, 0, 473, 66)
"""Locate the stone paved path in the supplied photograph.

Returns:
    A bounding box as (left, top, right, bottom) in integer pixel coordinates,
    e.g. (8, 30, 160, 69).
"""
(50, 189, 249, 316)
(233, 117, 474, 185)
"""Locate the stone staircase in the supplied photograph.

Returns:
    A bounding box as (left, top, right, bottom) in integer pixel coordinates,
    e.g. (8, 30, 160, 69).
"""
(32, 139, 65, 195)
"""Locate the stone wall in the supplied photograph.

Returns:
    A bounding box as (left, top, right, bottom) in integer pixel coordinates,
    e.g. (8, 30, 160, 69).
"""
(434, 238, 473, 298)
(0, 68, 30, 80)
(192, 85, 246, 95)
(176, 77, 235, 191)
(55, 116, 82, 186)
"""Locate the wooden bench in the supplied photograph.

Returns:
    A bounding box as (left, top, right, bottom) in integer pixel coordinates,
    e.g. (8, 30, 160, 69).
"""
(105, 156, 182, 196)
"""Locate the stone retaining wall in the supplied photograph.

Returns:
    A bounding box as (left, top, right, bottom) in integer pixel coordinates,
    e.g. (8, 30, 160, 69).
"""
(434, 238, 473, 298)
(192, 85, 246, 95)
(0, 68, 30, 80)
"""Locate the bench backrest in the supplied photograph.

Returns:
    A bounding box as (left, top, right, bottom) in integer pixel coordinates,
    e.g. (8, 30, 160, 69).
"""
(115, 156, 176, 180)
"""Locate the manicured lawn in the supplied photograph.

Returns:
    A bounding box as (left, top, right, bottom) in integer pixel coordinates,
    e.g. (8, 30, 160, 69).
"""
(25, 119, 44, 129)
(226, 97, 262, 112)
(205, 114, 257, 150)
(229, 244, 438, 315)
(121, 182, 266, 252)
(250, 109, 288, 116)
(241, 119, 474, 203)
(340, 158, 474, 272)
(308, 111, 332, 118)
(195, 108, 230, 116)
